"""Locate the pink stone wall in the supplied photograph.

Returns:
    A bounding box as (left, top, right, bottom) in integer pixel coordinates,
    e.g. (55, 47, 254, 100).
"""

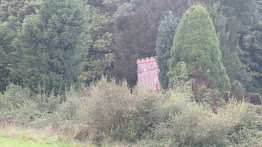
(137, 57, 161, 90)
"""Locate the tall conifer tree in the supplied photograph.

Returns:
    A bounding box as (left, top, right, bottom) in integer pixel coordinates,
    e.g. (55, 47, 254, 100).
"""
(155, 11, 178, 89)
(168, 5, 230, 92)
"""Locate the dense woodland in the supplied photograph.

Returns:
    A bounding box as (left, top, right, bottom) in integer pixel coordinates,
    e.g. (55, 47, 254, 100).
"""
(0, 0, 262, 96)
(0, 0, 261, 146)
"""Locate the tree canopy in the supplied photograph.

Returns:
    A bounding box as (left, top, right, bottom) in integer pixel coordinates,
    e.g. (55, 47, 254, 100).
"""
(0, 0, 261, 96)
(168, 5, 231, 92)
(9, 0, 87, 94)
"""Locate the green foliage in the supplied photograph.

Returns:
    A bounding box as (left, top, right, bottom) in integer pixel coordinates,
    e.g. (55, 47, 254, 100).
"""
(103, 0, 147, 19)
(153, 100, 262, 147)
(46, 77, 165, 144)
(194, 85, 225, 109)
(0, 17, 18, 92)
(0, 136, 73, 147)
(208, 3, 250, 88)
(168, 5, 231, 92)
(85, 77, 164, 144)
(0, 84, 60, 126)
(241, 25, 262, 93)
(0, 84, 38, 125)
(164, 62, 193, 114)
(0, 84, 30, 113)
(0, 0, 40, 23)
(0, 126, 84, 147)
(168, 62, 189, 88)
(110, 0, 186, 87)
(0, 0, 40, 73)
(0, 1, 262, 146)
(79, 5, 114, 84)
(227, 102, 262, 146)
(45, 86, 89, 140)
(33, 91, 60, 115)
(9, 0, 87, 94)
(220, 0, 262, 93)
(155, 11, 179, 89)
(0, 81, 261, 146)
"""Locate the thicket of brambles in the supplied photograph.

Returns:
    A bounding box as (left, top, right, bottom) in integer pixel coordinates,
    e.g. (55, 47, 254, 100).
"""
(0, 0, 262, 146)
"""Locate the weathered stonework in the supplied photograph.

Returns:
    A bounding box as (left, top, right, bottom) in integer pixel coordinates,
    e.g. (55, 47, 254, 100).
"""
(137, 57, 161, 90)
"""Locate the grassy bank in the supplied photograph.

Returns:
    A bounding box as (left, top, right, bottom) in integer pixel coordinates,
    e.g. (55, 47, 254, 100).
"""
(0, 126, 86, 147)
(0, 136, 72, 147)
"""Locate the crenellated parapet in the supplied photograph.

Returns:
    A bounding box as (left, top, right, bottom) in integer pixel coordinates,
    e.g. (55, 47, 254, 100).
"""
(137, 57, 156, 64)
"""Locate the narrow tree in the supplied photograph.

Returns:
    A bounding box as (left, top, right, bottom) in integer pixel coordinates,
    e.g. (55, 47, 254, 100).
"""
(168, 5, 231, 92)
(155, 11, 178, 89)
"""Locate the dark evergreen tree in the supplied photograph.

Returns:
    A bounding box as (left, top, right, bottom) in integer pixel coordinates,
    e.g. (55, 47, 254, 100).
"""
(207, 3, 247, 99)
(0, 17, 17, 92)
(168, 5, 231, 92)
(79, 5, 115, 84)
(220, 0, 262, 93)
(155, 11, 178, 89)
(0, 0, 40, 92)
(0, 0, 40, 23)
(10, 0, 87, 94)
(241, 25, 262, 93)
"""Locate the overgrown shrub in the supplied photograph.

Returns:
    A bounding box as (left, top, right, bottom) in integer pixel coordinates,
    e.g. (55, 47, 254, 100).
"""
(0, 80, 261, 147)
(33, 92, 60, 115)
(0, 84, 30, 113)
(227, 102, 262, 146)
(0, 84, 38, 125)
(85, 77, 165, 144)
(152, 99, 262, 147)
(0, 84, 61, 127)
(48, 86, 90, 139)
(129, 86, 165, 139)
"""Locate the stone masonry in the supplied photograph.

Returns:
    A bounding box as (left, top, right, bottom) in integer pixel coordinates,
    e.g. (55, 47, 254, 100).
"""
(137, 57, 161, 90)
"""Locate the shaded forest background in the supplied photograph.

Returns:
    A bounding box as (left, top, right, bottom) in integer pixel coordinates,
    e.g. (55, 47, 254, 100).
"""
(0, 0, 262, 96)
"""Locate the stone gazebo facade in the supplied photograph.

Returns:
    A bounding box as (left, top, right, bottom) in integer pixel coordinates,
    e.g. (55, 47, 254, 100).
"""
(137, 57, 161, 90)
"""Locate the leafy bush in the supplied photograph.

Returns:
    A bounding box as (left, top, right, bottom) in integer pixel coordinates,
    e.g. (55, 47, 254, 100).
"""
(0, 84, 30, 113)
(153, 99, 262, 147)
(47, 86, 90, 140)
(0, 80, 260, 147)
(85, 77, 165, 144)
(227, 102, 262, 146)
(0, 84, 61, 127)
(0, 84, 38, 125)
